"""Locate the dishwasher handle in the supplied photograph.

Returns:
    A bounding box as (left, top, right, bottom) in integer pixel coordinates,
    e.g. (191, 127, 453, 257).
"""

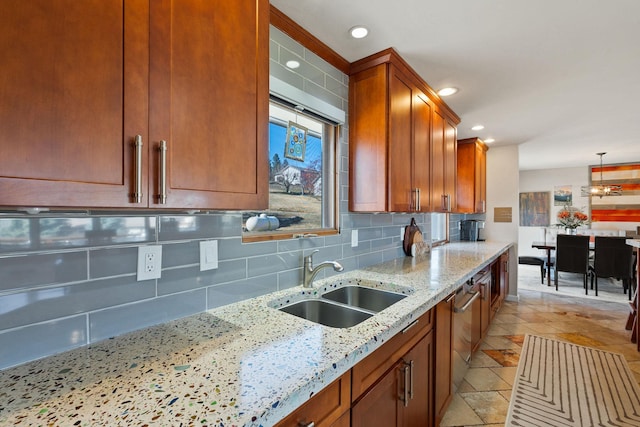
(453, 290, 480, 313)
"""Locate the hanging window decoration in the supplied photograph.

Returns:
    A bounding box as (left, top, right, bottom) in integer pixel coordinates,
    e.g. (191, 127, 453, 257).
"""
(284, 120, 307, 162)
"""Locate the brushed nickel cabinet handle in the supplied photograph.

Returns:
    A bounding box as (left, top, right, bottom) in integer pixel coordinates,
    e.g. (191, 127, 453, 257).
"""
(402, 363, 410, 407)
(416, 188, 421, 211)
(298, 422, 315, 427)
(442, 194, 451, 211)
(409, 359, 415, 400)
(133, 135, 143, 203)
(158, 140, 167, 204)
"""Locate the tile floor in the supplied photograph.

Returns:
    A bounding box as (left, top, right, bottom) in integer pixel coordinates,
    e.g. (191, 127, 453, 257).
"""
(439, 276, 638, 426)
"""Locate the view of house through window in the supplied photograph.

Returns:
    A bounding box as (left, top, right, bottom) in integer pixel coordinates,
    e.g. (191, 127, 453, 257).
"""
(242, 101, 337, 240)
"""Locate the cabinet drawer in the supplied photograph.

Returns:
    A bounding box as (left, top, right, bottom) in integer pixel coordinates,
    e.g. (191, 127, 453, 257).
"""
(275, 371, 351, 427)
(351, 309, 433, 400)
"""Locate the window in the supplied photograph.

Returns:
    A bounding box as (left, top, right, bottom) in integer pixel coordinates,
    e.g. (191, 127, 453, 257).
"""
(242, 100, 338, 241)
(431, 213, 448, 245)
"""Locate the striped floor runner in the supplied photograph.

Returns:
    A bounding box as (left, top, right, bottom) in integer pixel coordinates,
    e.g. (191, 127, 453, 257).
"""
(506, 334, 640, 426)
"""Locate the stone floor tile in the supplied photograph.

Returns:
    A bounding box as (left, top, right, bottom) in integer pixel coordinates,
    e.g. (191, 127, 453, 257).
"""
(460, 391, 510, 424)
(490, 366, 518, 386)
(469, 350, 502, 368)
(463, 368, 511, 391)
(441, 275, 639, 426)
(479, 335, 522, 350)
(482, 349, 519, 367)
(439, 394, 484, 426)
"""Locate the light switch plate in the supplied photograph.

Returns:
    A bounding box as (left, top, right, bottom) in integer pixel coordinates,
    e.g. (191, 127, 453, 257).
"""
(199, 240, 218, 271)
(137, 245, 162, 281)
(351, 229, 358, 247)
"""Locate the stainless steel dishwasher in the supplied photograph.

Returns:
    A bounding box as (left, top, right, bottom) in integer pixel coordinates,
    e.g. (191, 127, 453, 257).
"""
(452, 280, 480, 392)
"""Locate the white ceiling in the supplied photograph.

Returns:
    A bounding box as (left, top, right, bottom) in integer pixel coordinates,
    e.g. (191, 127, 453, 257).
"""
(270, 0, 640, 170)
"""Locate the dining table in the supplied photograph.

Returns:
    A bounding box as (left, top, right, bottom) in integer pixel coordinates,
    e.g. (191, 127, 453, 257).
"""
(531, 241, 555, 286)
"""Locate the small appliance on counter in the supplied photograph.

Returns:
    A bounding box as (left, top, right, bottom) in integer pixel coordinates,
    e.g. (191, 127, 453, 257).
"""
(460, 219, 485, 241)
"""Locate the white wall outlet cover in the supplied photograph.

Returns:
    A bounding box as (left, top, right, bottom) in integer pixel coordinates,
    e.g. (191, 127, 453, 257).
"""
(137, 245, 162, 281)
(199, 240, 218, 271)
(351, 229, 358, 247)
(401, 227, 405, 241)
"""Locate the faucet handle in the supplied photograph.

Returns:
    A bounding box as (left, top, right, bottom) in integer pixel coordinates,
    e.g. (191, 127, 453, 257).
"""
(305, 249, 319, 261)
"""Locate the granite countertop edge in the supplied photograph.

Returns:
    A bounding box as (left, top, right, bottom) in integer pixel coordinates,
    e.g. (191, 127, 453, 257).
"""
(0, 240, 513, 427)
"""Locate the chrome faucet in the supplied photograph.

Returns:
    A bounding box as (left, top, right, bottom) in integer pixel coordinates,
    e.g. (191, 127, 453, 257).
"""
(303, 250, 344, 288)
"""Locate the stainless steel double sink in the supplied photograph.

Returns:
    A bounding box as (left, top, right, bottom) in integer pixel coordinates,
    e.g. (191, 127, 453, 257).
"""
(278, 285, 409, 328)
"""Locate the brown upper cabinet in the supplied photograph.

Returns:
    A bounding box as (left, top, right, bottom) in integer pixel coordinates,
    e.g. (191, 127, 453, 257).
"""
(456, 137, 488, 214)
(431, 110, 458, 213)
(0, 0, 269, 210)
(349, 48, 460, 213)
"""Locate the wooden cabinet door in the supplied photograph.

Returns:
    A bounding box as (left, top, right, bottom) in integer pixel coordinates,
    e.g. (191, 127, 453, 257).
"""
(500, 251, 509, 299)
(444, 118, 457, 212)
(352, 361, 403, 427)
(388, 66, 414, 212)
(476, 141, 487, 212)
(430, 110, 446, 212)
(458, 138, 488, 213)
(480, 281, 491, 339)
(275, 371, 351, 427)
(401, 332, 433, 427)
(0, 0, 148, 208)
(434, 294, 454, 425)
(149, 0, 268, 210)
(413, 91, 432, 212)
(349, 64, 388, 212)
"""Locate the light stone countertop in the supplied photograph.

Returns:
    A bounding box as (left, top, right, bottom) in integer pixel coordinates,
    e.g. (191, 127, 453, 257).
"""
(0, 241, 512, 427)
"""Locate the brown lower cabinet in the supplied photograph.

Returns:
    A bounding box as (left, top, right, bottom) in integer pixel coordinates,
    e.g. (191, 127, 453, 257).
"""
(276, 252, 510, 426)
(274, 371, 351, 427)
(434, 293, 454, 426)
(352, 331, 433, 427)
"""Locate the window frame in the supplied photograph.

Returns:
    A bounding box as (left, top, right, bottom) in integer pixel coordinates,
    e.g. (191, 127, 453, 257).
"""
(242, 99, 339, 243)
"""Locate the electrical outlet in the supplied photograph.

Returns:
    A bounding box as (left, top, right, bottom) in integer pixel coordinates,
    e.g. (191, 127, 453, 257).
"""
(401, 227, 405, 241)
(137, 245, 162, 281)
(351, 229, 358, 247)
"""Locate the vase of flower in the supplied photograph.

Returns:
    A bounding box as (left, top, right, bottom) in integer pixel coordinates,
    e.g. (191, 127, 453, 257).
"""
(557, 203, 589, 232)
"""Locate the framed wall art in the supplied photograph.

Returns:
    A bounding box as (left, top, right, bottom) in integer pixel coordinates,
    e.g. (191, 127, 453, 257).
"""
(519, 191, 550, 226)
(553, 185, 572, 206)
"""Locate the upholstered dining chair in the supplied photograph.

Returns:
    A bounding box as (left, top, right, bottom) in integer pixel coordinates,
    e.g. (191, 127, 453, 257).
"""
(588, 236, 635, 298)
(554, 234, 591, 293)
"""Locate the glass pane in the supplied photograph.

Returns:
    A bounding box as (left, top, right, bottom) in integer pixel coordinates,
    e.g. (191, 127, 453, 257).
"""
(431, 213, 447, 243)
(243, 102, 335, 238)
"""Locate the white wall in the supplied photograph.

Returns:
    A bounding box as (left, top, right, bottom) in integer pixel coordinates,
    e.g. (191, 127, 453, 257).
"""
(518, 166, 636, 258)
(519, 167, 588, 257)
(486, 145, 519, 297)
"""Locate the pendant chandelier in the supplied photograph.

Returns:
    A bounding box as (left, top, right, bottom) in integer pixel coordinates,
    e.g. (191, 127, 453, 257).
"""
(580, 152, 623, 198)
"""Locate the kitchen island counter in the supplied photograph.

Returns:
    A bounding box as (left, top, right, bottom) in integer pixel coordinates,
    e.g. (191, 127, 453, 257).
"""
(0, 241, 512, 426)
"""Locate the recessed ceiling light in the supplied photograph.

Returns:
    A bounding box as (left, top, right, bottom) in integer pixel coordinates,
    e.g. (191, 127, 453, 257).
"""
(349, 26, 369, 39)
(437, 87, 458, 97)
(471, 125, 484, 131)
(285, 60, 300, 69)
(484, 138, 495, 143)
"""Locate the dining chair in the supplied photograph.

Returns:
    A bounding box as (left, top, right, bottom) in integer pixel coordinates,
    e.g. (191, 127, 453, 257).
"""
(554, 234, 591, 293)
(588, 236, 634, 298)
